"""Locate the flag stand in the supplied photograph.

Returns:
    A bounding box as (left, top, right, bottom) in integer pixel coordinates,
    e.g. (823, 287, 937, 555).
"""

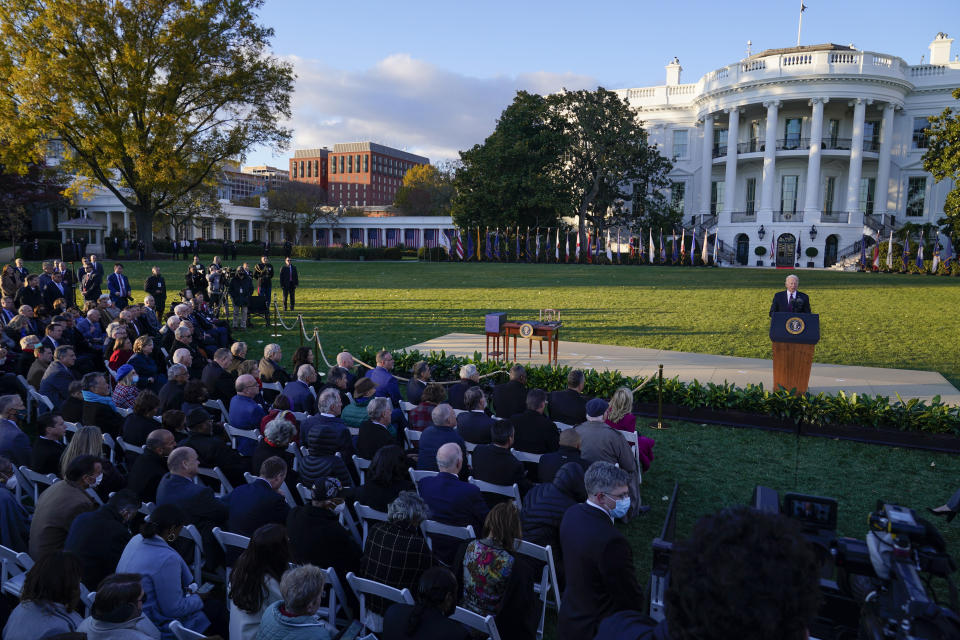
(650, 364, 670, 430)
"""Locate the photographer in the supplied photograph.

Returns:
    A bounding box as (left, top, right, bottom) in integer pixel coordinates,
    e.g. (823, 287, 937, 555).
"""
(229, 266, 253, 330)
(596, 505, 820, 640)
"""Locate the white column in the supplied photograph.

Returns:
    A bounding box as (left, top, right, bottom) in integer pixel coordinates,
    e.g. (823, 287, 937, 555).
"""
(844, 98, 869, 213)
(759, 100, 781, 217)
(105, 211, 113, 235)
(247, 220, 253, 242)
(805, 98, 827, 216)
(169, 224, 175, 240)
(875, 103, 896, 215)
(312, 228, 317, 245)
(230, 219, 236, 242)
(122, 210, 129, 232)
(700, 113, 714, 215)
(722, 107, 740, 219)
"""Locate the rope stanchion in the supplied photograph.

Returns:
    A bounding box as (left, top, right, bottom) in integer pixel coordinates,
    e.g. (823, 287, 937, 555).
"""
(631, 372, 658, 395)
(650, 364, 669, 430)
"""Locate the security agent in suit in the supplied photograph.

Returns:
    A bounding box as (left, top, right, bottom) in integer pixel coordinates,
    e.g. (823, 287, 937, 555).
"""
(557, 461, 644, 640)
(106, 263, 134, 309)
(492, 364, 527, 419)
(769, 273, 812, 317)
(279, 256, 299, 311)
(144, 266, 167, 317)
(455, 386, 494, 445)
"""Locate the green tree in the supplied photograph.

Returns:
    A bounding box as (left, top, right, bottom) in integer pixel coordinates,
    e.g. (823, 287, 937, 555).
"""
(452, 91, 568, 230)
(263, 180, 341, 244)
(154, 181, 222, 242)
(0, 0, 295, 251)
(0, 161, 69, 248)
(924, 88, 960, 244)
(395, 163, 455, 216)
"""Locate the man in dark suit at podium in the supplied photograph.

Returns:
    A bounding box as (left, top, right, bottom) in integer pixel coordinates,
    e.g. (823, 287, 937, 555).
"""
(769, 274, 811, 317)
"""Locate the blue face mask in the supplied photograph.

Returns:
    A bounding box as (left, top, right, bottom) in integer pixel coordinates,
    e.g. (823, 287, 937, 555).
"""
(610, 495, 631, 519)
(131, 375, 139, 383)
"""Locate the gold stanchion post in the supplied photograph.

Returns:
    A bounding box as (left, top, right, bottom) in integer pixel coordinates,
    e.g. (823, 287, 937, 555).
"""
(650, 364, 669, 430)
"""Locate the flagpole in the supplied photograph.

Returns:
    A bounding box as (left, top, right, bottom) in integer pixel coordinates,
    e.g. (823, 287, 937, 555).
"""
(797, 0, 806, 47)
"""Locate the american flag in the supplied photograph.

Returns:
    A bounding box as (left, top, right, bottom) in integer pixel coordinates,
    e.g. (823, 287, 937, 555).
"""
(455, 230, 464, 259)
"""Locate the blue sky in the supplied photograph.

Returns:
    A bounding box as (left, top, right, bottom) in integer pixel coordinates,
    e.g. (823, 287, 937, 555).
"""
(244, 0, 958, 167)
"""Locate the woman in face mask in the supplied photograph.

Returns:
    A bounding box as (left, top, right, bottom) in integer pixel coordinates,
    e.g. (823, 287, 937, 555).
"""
(60, 425, 124, 501)
(112, 363, 140, 409)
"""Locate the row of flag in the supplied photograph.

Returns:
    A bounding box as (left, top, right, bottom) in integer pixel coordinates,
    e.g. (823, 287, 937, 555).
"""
(433, 226, 722, 264)
(857, 230, 956, 272)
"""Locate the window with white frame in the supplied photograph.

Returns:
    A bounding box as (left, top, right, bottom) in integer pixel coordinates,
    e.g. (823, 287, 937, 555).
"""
(671, 182, 686, 212)
(912, 118, 930, 149)
(906, 177, 926, 216)
(859, 178, 875, 215)
(672, 130, 688, 160)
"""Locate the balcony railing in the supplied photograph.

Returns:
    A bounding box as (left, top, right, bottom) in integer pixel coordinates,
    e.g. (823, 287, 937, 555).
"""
(712, 144, 727, 158)
(773, 210, 804, 222)
(819, 212, 850, 224)
(712, 137, 882, 158)
(863, 139, 880, 152)
(821, 137, 851, 150)
(730, 211, 756, 222)
(776, 137, 808, 151)
(737, 141, 765, 153)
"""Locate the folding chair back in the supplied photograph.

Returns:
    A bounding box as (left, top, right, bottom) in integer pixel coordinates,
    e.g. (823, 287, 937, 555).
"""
(452, 606, 502, 640)
(515, 540, 561, 638)
(345, 571, 414, 634)
(261, 381, 283, 393)
(317, 566, 353, 627)
(468, 477, 522, 511)
(420, 519, 476, 554)
(511, 449, 542, 465)
(409, 469, 438, 494)
(169, 620, 206, 639)
(202, 399, 229, 422)
(354, 502, 388, 548)
(101, 433, 119, 464)
(554, 421, 574, 431)
(17, 466, 58, 505)
(224, 424, 259, 452)
(178, 524, 204, 585)
(403, 427, 421, 450)
(295, 482, 313, 504)
(352, 455, 371, 484)
(195, 466, 233, 496)
(243, 472, 296, 508)
(619, 429, 643, 481)
(211, 526, 250, 584)
(0, 545, 33, 599)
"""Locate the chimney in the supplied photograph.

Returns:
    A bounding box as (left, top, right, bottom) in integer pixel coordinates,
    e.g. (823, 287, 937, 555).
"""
(665, 57, 682, 86)
(929, 32, 953, 65)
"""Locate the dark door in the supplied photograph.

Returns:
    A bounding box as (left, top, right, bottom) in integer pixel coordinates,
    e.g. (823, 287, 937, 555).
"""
(824, 235, 838, 267)
(736, 234, 749, 265)
(776, 234, 796, 267)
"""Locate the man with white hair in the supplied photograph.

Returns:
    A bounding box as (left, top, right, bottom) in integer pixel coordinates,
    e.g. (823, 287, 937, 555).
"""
(447, 363, 479, 410)
(417, 403, 467, 475)
(336, 351, 357, 392)
(282, 364, 317, 413)
(172, 325, 205, 377)
(769, 273, 812, 316)
(357, 396, 396, 459)
(259, 343, 290, 388)
(227, 374, 267, 455)
(201, 347, 236, 405)
(159, 314, 180, 354)
(158, 363, 189, 412)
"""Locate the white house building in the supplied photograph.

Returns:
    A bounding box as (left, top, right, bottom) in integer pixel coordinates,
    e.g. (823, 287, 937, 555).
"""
(615, 33, 960, 267)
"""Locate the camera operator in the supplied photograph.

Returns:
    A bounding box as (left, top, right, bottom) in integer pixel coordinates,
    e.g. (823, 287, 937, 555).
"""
(596, 505, 821, 640)
(206, 264, 224, 308)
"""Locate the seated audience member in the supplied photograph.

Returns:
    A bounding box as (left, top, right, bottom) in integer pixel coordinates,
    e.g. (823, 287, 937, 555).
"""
(26, 343, 53, 388)
(228, 524, 289, 640)
(158, 363, 188, 412)
(364, 349, 402, 406)
(159, 315, 180, 355)
(122, 389, 163, 447)
(360, 492, 435, 626)
(180, 379, 209, 416)
(557, 462, 642, 640)
(548, 369, 590, 426)
(455, 503, 537, 640)
(80, 371, 124, 437)
(108, 335, 134, 371)
(0, 456, 30, 551)
(115, 504, 212, 638)
(172, 326, 204, 379)
(155, 446, 228, 537)
(228, 373, 267, 456)
(357, 396, 397, 460)
(287, 476, 362, 580)
(63, 489, 139, 590)
(302, 423, 355, 489)
(281, 364, 317, 414)
(128, 335, 162, 392)
(417, 442, 488, 565)
(356, 444, 415, 512)
(597, 507, 824, 640)
(2, 551, 84, 640)
(538, 428, 591, 483)
(300, 387, 354, 459)
(407, 382, 445, 432)
(575, 399, 641, 520)
(336, 351, 358, 391)
(39, 345, 77, 410)
(471, 420, 532, 507)
(383, 566, 469, 640)
(0, 394, 31, 466)
(456, 386, 494, 445)
(447, 363, 479, 410)
(127, 429, 177, 502)
(258, 565, 333, 640)
(180, 407, 248, 487)
(258, 342, 289, 389)
(30, 411, 67, 476)
(252, 414, 299, 481)
(341, 376, 376, 429)
(605, 386, 655, 473)
(29, 453, 101, 561)
(417, 403, 467, 473)
(259, 394, 300, 442)
(77, 572, 161, 639)
(225, 456, 290, 537)
(510, 388, 560, 454)
(406, 360, 431, 406)
(201, 347, 237, 407)
(112, 363, 141, 409)
(492, 364, 527, 419)
(60, 380, 85, 423)
(61, 425, 124, 500)
(290, 346, 315, 382)
(520, 462, 586, 589)
(321, 365, 351, 409)
(163, 409, 189, 443)
(226, 341, 247, 374)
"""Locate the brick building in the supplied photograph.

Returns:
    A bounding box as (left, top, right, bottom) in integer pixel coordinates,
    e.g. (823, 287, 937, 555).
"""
(289, 148, 329, 191)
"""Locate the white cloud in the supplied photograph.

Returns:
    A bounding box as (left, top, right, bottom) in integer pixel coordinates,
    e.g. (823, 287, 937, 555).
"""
(249, 54, 597, 166)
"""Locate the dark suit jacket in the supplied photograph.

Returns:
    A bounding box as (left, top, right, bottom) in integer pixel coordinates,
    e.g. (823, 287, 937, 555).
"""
(39, 361, 76, 411)
(63, 503, 131, 590)
(510, 410, 560, 454)
(81, 400, 124, 437)
(492, 380, 526, 419)
(538, 446, 592, 484)
(383, 605, 470, 640)
(769, 289, 812, 316)
(557, 503, 645, 640)
(224, 478, 289, 537)
(180, 432, 248, 487)
(201, 362, 235, 405)
(470, 444, 531, 507)
(406, 378, 427, 405)
(158, 381, 185, 413)
(357, 420, 395, 460)
(456, 411, 494, 445)
(418, 472, 488, 563)
(42, 281, 68, 308)
(446, 380, 477, 410)
(30, 437, 65, 477)
(126, 449, 168, 502)
(548, 389, 589, 426)
(279, 265, 298, 289)
(156, 472, 228, 532)
(122, 414, 158, 447)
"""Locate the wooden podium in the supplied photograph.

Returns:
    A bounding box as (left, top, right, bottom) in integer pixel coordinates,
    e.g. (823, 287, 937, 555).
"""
(769, 312, 820, 394)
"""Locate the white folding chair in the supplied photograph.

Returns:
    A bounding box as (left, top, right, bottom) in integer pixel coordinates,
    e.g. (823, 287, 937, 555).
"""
(400, 401, 416, 412)
(0, 545, 34, 599)
(17, 466, 58, 505)
(261, 381, 283, 393)
(453, 408, 466, 416)
(28, 388, 54, 413)
(195, 466, 233, 496)
(452, 606, 502, 640)
(515, 540, 561, 638)
(203, 398, 229, 421)
(352, 454, 371, 484)
(318, 566, 353, 627)
(116, 435, 145, 458)
(468, 477, 522, 512)
(354, 502, 388, 548)
(292, 411, 310, 422)
(345, 571, 415, 634)
(139, 501, 156, 516)
(420, 519, 476, 555)
(178, 524, 205, 585)
(86, 487, 104, 505)
(511, 449, 542, 465)
(295, 482, 313, 503)
(211, 526, 250, 584)
(409, 469, 438, 495)
(243, 471, 296, 508)
(404, 427, 421, 449)
(224, 423, 259, 452)
(116, 406, 133, 417)
(287, 441, 302, 473)
(554, 421, 574, 431)
(618, 429, 643, 482)
(169, 620, 206, 639)
(101, 433, 119, 464)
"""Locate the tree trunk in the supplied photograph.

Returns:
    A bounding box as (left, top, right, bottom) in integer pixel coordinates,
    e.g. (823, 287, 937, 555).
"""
(577, 175, 601, 261)
(133, 209, 154, 254)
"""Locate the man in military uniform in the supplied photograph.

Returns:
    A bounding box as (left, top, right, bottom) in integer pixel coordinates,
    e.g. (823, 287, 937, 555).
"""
(252, 255, 274, 321)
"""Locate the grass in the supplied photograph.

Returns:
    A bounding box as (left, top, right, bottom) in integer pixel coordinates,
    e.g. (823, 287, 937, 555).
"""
(27, 256, 960, 625)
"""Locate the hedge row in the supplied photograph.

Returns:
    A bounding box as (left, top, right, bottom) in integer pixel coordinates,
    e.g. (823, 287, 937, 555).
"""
(349, 346, 960, 435)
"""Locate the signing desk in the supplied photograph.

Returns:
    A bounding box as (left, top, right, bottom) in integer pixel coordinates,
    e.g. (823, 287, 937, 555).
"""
(503, 321, 561, 366)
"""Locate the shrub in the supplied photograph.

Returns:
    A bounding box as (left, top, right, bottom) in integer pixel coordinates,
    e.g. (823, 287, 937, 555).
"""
(805, 247, 818, 257)
(754, 246, 767, 256)
(417, 247, 449, 261)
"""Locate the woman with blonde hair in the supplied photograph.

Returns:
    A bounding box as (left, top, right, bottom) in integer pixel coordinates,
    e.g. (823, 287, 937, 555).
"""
(59, 425, 123, 497)
(604, 386, 655, 473)
(128, 335, 162, 391)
